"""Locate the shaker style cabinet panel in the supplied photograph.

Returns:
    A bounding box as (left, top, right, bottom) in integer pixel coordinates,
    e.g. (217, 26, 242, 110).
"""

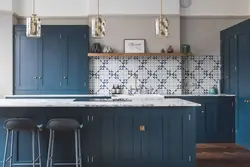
(236, 31, 250, 149)
(14, 28, 39, 91)
(165, 96, 235, 143)
(14, 25, 89, 95)
(61, 27, 89, 92)
(221, 19, 250, 149)
(39, 27, 63, 92)
(220, 33, 238, 94)
(84, 108, 195, 167)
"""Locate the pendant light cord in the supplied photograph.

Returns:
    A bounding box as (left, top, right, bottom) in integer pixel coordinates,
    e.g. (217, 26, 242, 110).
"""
(97, 0, 99, 17)
(32, 0, 35, 14)
(160, 0, 162, 18)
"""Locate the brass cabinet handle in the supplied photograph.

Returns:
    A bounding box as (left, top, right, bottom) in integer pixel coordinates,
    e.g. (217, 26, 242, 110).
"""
(140, 125, 146, 131)
(244, 100, 250, 103)
(63, 76, 67, 79)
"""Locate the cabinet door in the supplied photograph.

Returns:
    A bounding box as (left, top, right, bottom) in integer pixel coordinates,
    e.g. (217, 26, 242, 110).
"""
(82, 110, 117, 167)
(217, 99, 235, 142)
(14, 29, 39, 92)
(237, 31, 250, 149)
(195, 104, 206, 143)
(203, 101, 219, 142)
(229, 35, 238, 94)
(62, 26, 89, 93)
(39, 28, 63, 92)
(220, 32, 238, 95)
(220, 32, 230, 93)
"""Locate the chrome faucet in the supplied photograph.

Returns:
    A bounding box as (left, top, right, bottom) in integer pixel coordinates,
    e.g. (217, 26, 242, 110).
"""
(128, 74, 142, 95)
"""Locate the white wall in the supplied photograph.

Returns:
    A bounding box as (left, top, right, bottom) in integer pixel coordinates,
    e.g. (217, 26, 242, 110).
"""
(0, 13, 13, 98)
(0, 0, 12, 12)
(90, 16, 180, 53)
(88, 0, 179, 15)
(181, 0, 249, 16)
(12, 0, 179, 17)
(12, 0, 250, 17)
(13, 0, 89, 17)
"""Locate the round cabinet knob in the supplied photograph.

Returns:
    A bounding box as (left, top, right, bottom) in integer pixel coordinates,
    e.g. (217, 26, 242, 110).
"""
(64, 76, 68, 79)
(34, 77, 38, 79)
(202, 111, 204, 113)
(39, 77, 42, 79)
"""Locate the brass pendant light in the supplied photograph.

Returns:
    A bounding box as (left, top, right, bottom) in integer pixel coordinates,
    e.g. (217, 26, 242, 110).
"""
(26, 0, 41, 38)
(91, 0, 106, 38)
(155, 0, 169, 37)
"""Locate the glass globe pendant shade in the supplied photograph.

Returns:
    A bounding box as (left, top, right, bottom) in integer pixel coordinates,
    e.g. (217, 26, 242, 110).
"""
(26, 14, 41, 38)
(155, 15, 169, 37)
(91, 15, 106, 38)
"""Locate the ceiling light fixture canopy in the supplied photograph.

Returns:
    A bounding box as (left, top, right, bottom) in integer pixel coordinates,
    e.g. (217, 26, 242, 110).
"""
(26, 0, 41, 38)
(155, 0, 169, 37)
(91, 0, 106, 38)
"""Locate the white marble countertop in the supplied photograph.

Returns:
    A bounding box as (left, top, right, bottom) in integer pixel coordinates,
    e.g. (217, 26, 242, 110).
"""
(0, 98, 201, 107)
(4, 94, 111, 98)
(163, 94, 235, 97)
(5, 93, 235, 99)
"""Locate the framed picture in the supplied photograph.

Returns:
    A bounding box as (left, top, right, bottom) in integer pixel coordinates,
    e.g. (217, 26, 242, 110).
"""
(124, 39, 145, 53)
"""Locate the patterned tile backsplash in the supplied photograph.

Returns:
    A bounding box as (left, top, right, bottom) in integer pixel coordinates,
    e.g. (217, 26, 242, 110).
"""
(89, 55, 221, 95)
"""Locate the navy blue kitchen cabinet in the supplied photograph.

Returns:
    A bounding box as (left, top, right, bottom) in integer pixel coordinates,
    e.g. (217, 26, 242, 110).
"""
(220, 33, 238, 94)
(165, 96, 235, 143)
(14, 25, 89, 95)
(84, 108, 195, 167)
(61, 26, 89, 92)
(221, 19, 250, 150)
(236, 30, 250, 149)
(14, 27, 39, 91)
(0, 107, 196, 167)
(39, 26, 63, 92)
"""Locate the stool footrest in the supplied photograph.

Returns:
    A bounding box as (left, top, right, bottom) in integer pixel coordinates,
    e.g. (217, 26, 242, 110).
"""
(12, 163, 41, 166)
(53, 163, 81, 166)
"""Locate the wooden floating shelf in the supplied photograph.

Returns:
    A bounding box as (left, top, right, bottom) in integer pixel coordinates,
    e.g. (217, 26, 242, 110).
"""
(88, 53, 193, 57)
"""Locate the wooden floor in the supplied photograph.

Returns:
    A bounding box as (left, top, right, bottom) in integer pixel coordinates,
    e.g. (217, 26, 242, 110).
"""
(197, 144, 250, 167)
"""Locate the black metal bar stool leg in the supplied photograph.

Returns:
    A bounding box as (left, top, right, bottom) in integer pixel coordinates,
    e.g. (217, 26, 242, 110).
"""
(37, 129, 42, 167)
(32, 130, 36, 167)
(77, 129, 82, 167)
(74, 130, 79, 167)
(50, 130, 55, 167)
(2, 129, 9, 167)
(46, 129, 53, 167)
(9, 130, 14, 167)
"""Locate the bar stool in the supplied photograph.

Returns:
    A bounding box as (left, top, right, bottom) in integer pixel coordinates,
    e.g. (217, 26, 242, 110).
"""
(2, 118, 42, 167)
(46, 118, 82, 167)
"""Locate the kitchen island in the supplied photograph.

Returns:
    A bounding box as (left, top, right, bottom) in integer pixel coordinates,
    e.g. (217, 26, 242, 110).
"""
(0, 98, 200, 167)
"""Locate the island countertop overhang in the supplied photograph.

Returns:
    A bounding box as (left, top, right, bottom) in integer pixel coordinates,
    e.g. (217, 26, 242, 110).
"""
(0, 98, 201, 107)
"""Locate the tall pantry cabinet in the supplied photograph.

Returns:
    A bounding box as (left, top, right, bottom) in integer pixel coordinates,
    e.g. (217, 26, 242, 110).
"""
(221, 19, 250, 149)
